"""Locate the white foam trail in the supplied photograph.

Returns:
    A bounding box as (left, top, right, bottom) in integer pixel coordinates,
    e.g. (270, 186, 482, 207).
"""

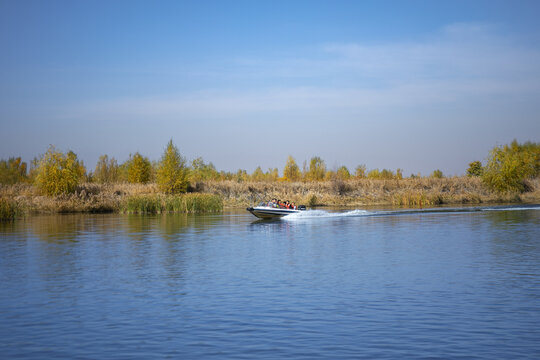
(282, 209, 371, 220)
(280, 205, 540, 222)
(484, 206, 540, 211)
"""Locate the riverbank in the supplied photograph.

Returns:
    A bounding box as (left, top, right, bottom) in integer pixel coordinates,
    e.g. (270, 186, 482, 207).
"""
(0, 183, 223, 217)
(2, 177, 539, 219)
(200, 177, 540, 207)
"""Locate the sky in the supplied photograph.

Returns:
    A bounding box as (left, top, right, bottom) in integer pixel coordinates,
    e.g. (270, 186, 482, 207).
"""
(1, 0, 540, 176)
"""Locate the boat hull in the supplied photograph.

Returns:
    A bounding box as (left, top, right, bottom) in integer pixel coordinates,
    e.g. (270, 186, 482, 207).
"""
(246, 206, 300, 219)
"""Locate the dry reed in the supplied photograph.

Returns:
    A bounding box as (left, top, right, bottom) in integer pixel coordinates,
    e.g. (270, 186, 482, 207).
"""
(1, 177, 538, 215)
(197, 177, 540, 207)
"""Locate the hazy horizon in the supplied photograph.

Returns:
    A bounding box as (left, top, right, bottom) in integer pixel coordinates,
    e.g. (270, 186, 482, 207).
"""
(1, 0, 539, 176)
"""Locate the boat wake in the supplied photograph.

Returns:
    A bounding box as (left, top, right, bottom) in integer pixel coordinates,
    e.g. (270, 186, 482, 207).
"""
(483, 205, 540, 212)
(282, 209, 372, 220)
(281, 205, 540, 221)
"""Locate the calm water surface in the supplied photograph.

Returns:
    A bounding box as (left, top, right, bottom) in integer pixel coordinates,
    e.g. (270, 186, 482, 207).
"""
(1, 206, 539, 359)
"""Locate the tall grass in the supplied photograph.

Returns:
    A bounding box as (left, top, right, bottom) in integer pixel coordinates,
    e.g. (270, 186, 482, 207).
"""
(122, 193, 223, 214)
(391, 192, 443, 206)
(199, 176, 535, 207)
(1, 177, 538, 216)
(0, 197, 23, 221)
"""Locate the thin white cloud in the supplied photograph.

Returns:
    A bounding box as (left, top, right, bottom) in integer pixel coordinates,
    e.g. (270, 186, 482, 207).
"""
(323, 22, 539, 81)
(65, 22, 539, 123)
(48, 23, 539, 174)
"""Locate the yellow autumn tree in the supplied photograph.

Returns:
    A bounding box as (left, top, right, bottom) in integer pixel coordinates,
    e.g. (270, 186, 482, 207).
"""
(127, 152, 152, 184)
(305, 156, 326, 181)
(283, 155, 301, 181)
(336, 165, 351, 180)
(251, 166, 265, 182)
(156, 140, 189, 193)
(94, 154, 119, 184)
(482, 140, 540, 193)
(355, 164, 366, 178)
(0, 157, 27, 184)
(35, 145, 85, 195)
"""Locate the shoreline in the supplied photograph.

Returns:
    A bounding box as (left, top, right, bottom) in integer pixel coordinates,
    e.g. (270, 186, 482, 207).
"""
(205, 177, 540, 208)
(2, 177, 540, 219)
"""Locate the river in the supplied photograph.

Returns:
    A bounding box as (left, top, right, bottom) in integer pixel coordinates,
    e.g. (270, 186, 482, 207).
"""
(1, 205, 539, 359)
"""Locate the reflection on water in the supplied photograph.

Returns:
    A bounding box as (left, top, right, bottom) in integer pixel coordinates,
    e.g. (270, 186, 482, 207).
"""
(0, 207, 539, 359)
(3, 206, 535, 244)
(0, 213, 231, 242)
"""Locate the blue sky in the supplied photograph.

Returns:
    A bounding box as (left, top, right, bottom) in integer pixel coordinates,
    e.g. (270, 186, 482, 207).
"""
(1, 0, 539, 176)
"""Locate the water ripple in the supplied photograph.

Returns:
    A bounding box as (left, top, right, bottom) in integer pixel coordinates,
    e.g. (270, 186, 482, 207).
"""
(1, 209, 539, 359)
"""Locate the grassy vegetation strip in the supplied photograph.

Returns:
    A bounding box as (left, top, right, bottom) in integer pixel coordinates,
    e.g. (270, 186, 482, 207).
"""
(199, 177, 540, 207)
(1, 178, 539, 216)
(0, 197, 24, 221)
(122, 193, 223, 214)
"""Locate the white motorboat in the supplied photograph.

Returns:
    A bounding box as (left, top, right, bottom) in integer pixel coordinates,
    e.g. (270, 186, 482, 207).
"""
(247, 202, 306, 219)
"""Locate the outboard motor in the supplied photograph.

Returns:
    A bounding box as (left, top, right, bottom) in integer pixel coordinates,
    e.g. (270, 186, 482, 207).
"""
(298, 205, 307, 210)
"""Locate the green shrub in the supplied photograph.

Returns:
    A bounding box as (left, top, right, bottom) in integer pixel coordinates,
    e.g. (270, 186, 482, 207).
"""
(235, 169, 249, 183)
(336, 166, 351, 180)
(34, 146, 85, 196)
(126, 152, 151, 184)
(249, 166, 279, 182)
(431, 169, 444, 179)
(380, 169, 395, 180)
(156, 140, 189, 193)
(267, 168, 279, 182)
(27, 157, 40, 182)
(190, 157, 220, 182)
(251, 166, 265, 182)
(94, 154, 119, 184)
(367, 169, 381, 179)
(122, 194, 223, 214)
(181, 193, 223, 213)
(0, 157, 27, 184)
(482, 140, 540, 193)
(355, 164, 366, 178)
(306, 156, 326, 181)
(283, 155, 301, 181)
(467, 161, 483, 177)
(0, 198, 23, 221)
(324, 170, 336, 181)
(366, 168, 402, 180)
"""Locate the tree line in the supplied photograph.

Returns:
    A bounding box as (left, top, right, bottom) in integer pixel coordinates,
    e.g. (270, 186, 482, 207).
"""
(1, 140, 538, 196)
